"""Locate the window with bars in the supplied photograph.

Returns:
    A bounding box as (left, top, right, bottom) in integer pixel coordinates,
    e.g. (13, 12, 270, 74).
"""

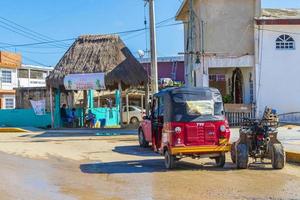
(209, 74, 226, 82)
(1, 70, 12, 83)
(5, 98, 14, 109)
(276, 34, 295, 50)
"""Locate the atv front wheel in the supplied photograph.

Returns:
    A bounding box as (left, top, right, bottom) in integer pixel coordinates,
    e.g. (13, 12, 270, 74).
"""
(271, 143, 285, 169)
(236, 143, 249, 169)
(215, 153, 226, 168)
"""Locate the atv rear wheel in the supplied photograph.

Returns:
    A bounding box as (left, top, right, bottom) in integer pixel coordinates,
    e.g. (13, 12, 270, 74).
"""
(215, 153, 226, 168)
(271, 143, 285, 169)
(230, 142, 236, 164)
(236, 143, 249, 169)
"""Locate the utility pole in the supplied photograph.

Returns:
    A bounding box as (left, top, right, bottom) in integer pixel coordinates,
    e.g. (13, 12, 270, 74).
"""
(187, 0, 195, 87)
(148, 0, 158, 94)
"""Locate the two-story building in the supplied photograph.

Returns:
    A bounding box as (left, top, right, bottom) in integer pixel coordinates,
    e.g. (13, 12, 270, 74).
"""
(176, 0, 261, 105)
(0, 51, 53, 109)
(0, 51, 21, 109)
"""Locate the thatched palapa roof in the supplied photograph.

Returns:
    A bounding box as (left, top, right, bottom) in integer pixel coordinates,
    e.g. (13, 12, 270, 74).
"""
(46, 35, 148, 90)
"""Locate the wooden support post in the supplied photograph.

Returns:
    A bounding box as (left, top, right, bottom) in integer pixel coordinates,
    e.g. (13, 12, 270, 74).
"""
(118, 82, 123, 126)
(88, 90, 94, 109)
(97, 91, 101, 107)
(126, 92, 129, 124)
(54, 89, 61, 128)
(141, 94, 144, 110)
(49, 87, 54, 128)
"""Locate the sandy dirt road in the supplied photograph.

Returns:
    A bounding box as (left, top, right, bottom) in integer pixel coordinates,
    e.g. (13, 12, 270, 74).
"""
(0, 130, 299, 200)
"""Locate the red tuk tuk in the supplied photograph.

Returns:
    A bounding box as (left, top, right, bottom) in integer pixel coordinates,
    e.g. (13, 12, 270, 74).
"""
(138, 87, 231, 169)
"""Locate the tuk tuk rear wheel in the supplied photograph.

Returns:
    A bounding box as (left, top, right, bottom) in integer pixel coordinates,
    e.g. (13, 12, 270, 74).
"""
(215, 153, 226, 168)
(271, 143, 285, 169)
(138, 129, 149, 148)
(164, 150, 175, 169)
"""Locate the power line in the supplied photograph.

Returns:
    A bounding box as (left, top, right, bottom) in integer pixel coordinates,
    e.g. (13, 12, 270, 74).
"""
(22, 55, 49, 67)
(0, 22, 183, 49)
(0, 20, 67, 49)
(0, 38, 76, 49)
(0, 16, 69, 48)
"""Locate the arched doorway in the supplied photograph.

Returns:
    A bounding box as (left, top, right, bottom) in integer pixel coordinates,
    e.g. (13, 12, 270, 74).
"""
(231, 68, 244, 104)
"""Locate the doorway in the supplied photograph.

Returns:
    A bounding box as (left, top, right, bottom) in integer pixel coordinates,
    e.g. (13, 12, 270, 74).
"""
(231, 68, 244, 104)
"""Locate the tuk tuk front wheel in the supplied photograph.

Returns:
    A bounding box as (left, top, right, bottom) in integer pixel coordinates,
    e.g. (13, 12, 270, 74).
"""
(164, 150, 176, 169)
(138, 129, 149, 148)
(215, 153, 226, 168)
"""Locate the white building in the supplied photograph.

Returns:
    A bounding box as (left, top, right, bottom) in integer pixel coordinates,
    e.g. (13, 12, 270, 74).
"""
(0, 51, 53, 109)
(17, 65, 53, 88)
(255, 9, 300, 115)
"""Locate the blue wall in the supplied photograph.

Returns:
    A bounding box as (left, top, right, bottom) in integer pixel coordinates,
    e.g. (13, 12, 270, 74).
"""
(0, 109, 51, 127)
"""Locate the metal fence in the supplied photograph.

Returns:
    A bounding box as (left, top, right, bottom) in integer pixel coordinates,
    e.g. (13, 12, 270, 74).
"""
(278, 112, 300, 125)
(225, 111, 254, 127)
(224, 104, 255, 127)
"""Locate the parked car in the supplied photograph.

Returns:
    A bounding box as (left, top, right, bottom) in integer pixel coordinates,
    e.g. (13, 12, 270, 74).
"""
(122, 105, 145, 124)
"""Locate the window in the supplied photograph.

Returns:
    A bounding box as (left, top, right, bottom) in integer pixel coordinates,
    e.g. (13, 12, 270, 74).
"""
(1, 70, 12, 83)
(209, 74, 225, 82)
(30, 70, 44, 79)
(5, 98, 14, 109)
(18, 69, 29, 78)
(276, 34, 295, 50)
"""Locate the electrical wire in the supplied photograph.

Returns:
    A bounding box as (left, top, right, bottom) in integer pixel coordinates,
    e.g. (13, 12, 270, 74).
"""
(0, 20, 67, 49)
(0, 16, 69, 47)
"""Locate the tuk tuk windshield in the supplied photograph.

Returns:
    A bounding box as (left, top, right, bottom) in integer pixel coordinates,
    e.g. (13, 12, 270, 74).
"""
(173, 92, 223, 117)
(186, 100, 214, 116)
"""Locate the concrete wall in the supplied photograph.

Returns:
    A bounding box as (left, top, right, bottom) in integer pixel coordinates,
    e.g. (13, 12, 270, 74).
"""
(0, 109, 51, 127)
(142, 61, 185, 82)
(193, 0, 256, 55)
(257, 25, 300, 115)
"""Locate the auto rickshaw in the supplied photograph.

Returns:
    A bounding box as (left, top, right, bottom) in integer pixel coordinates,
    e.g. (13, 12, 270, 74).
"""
(138, 87, 231, 169)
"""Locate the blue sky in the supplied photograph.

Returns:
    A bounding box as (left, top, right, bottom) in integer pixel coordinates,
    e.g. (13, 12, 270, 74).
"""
(0, 0, 299, 67)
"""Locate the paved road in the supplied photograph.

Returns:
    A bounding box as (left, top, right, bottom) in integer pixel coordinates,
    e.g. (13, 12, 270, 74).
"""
(0, 131, 299, 199)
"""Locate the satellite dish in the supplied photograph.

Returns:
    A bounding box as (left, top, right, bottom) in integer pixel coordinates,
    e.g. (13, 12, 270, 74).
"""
(138, 50, 145, 58)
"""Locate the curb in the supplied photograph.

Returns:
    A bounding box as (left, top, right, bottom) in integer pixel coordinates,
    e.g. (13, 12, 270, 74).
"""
(286, 151, 300, 163)
(0, 128, 28, 133)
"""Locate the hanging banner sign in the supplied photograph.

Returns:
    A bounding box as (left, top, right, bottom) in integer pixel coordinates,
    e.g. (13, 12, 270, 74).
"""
(64, 73, 105, 90)
(30, 99, 46, 115)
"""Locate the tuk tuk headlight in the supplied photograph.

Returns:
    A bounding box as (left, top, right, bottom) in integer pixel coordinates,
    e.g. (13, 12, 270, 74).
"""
(174, 127, 182, 134)
(220, 125, 226, 132)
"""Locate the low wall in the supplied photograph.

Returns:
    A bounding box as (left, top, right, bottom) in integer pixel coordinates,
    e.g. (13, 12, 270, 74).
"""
(0, 109, 51, 128)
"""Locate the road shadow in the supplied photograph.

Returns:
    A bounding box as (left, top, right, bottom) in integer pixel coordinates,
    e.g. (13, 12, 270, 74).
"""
(80, 159, 236, 174)
(113, 145, 159, 157)
(32, 129, 137, 138)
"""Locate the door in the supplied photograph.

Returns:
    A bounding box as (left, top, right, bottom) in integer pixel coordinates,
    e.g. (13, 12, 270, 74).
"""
(151, 96, 164, 149)
(231, 68, 244, 104)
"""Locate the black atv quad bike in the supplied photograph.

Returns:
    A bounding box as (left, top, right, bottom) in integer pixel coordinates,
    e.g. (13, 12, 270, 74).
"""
(231, 107, 285, 169)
